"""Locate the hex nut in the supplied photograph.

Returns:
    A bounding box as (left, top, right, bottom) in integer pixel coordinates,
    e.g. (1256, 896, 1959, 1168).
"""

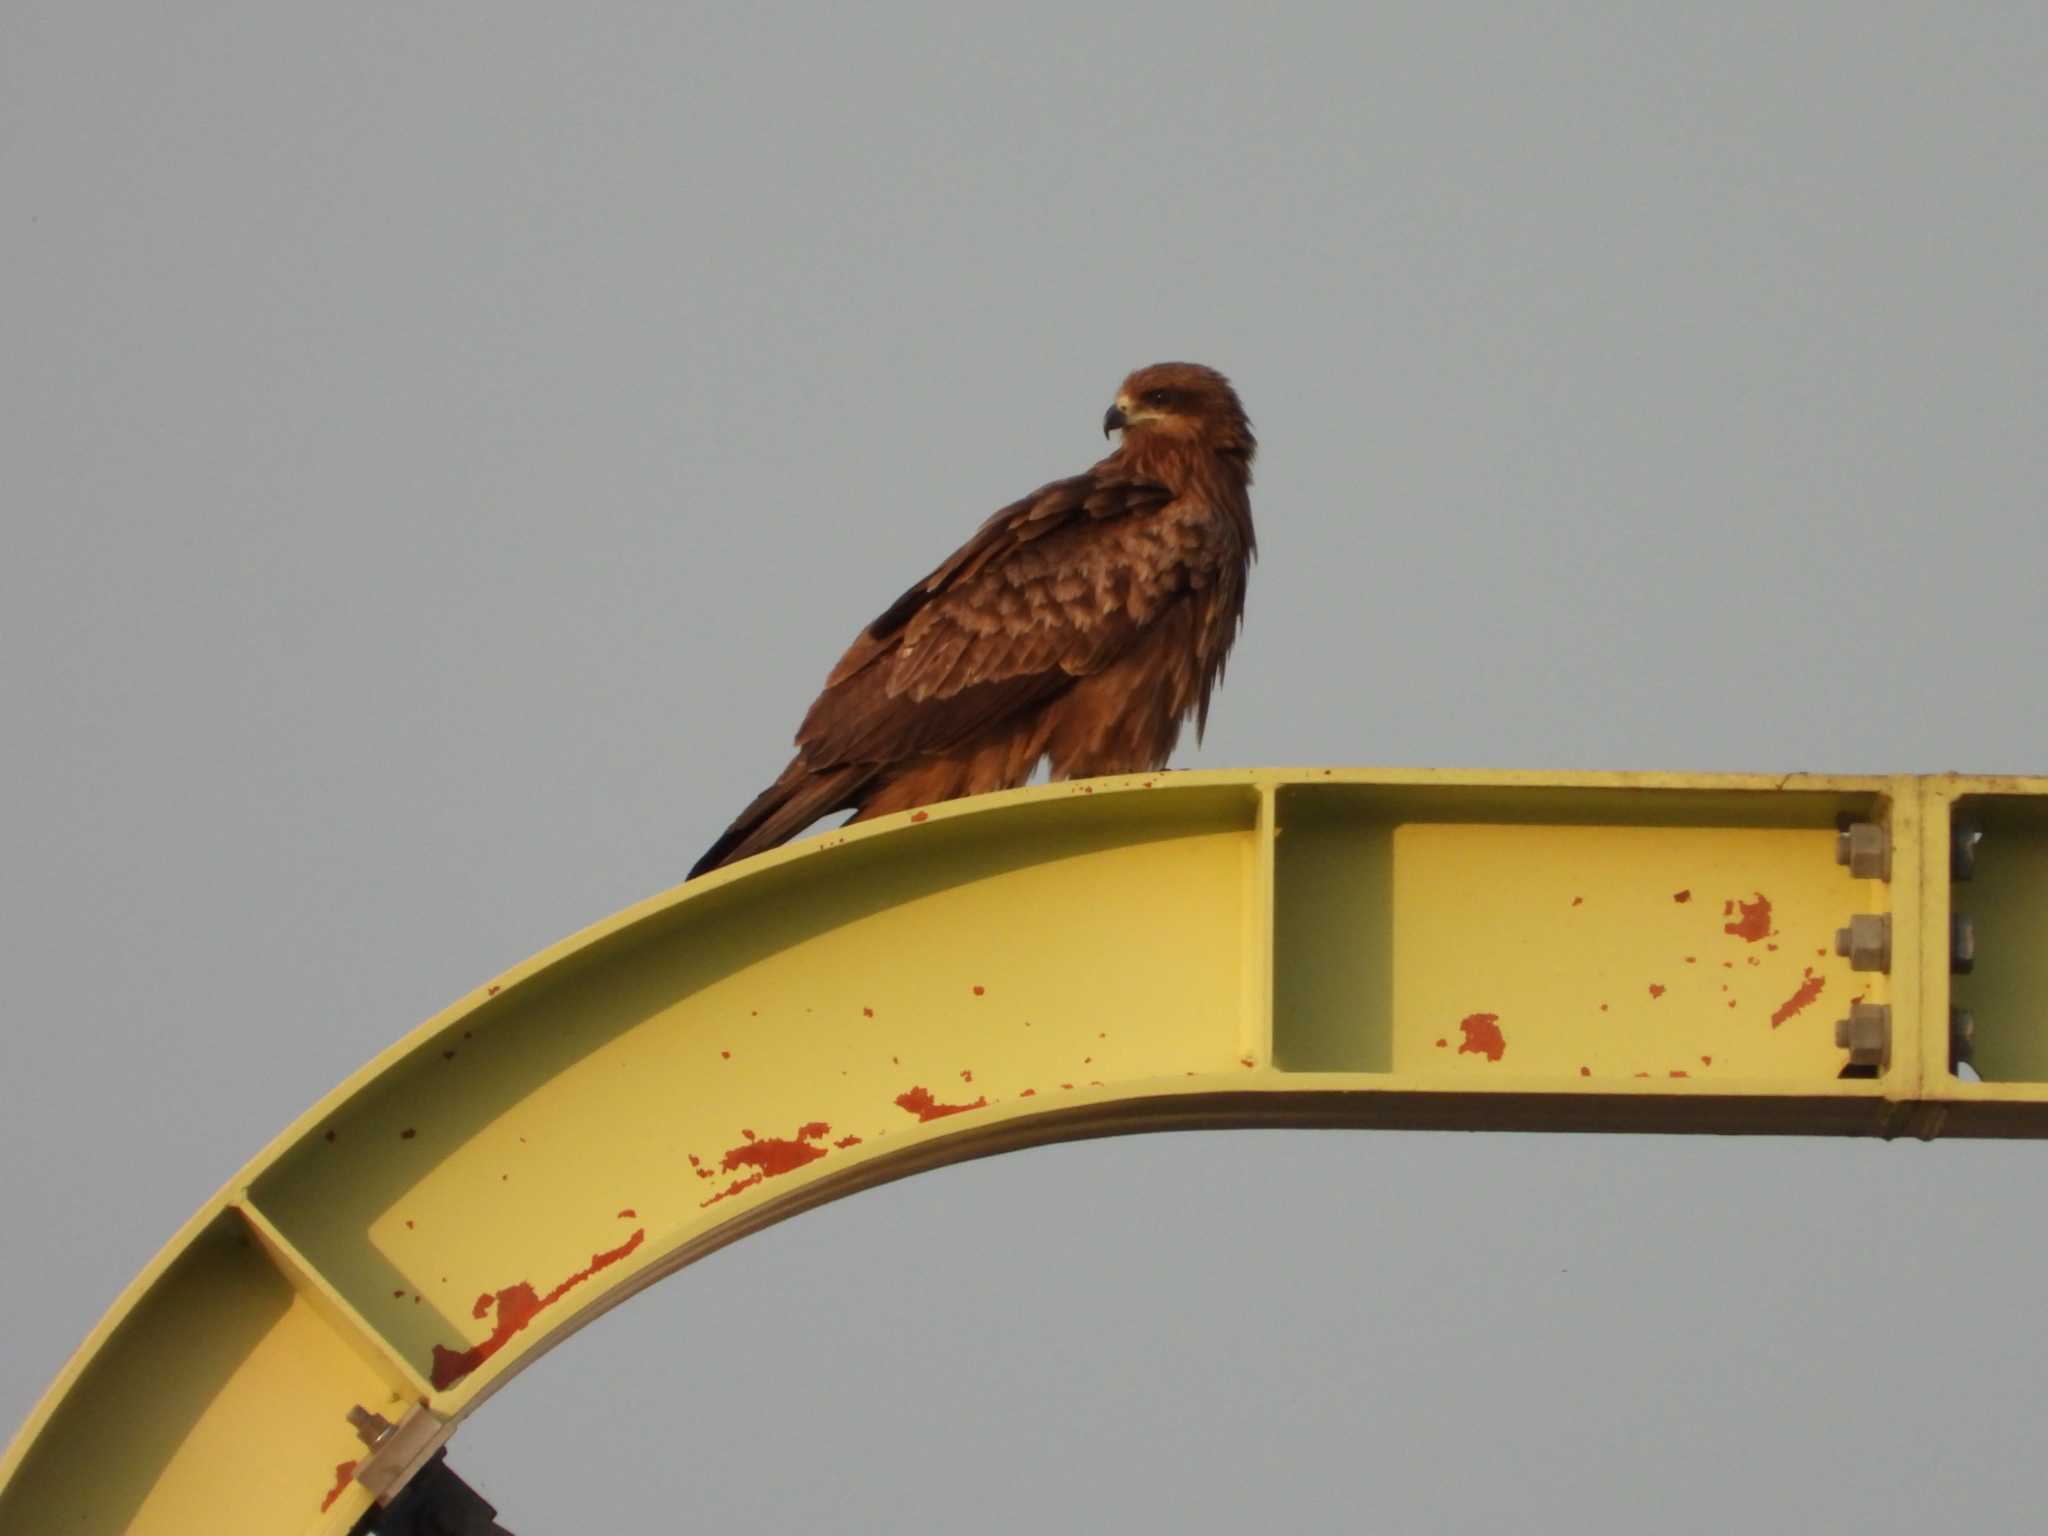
(1836, 821, 1892, 881)
(1835, 1002, 1890, 1068)
(1833, 913, 1892, 972)
(1952, 819, 1983, 881)
(1952, 912, 1975, 975)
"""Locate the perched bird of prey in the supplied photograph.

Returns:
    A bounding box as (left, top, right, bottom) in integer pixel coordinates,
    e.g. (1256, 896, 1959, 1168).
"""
(689, 362, 1256, 878)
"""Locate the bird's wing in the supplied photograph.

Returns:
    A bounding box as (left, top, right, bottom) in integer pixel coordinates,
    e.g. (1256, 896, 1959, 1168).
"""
(796, 466, 1181, 767)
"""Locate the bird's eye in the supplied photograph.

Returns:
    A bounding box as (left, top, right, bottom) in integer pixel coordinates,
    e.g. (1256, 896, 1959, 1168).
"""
(1140, 389, 1174, 409)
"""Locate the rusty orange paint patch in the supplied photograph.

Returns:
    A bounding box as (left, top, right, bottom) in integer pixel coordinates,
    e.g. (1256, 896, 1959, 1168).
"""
(1457, 1013, 1505, 1062)
(616, 1208, 635, 1220)
(1571, 896, 1584, 907)
(1673, 889, 1692, 903)
(1771, 969, 1827, 1029)
(1724, 893, 1773, 942)
(702, 1122, 834, 1206)
(1579, 1066, 1591, 1077)
(834, 1134, 863, 1149)
(431, 1227, 647, 1389)
(862, 1006, 874, 1017)
(972, 985, 985, 996)
(1701, 1055, 1713, 1066)
(895, 1086, 988, 1122)
(960, 1068, 974, 1082)
(1669, 1070, 1689, 1078)
(321, 1460, 359, 1513)
(1435, 1037, 1447, 1048)
(910, 811, 928, 822)
(1648, 984, 1666, 999)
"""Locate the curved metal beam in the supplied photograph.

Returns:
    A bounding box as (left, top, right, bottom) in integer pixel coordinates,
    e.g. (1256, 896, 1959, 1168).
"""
(2, 768, 2040, 1531)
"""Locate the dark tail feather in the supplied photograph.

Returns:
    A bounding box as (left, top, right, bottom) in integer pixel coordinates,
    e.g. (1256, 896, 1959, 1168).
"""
(688, 758, 875, 879)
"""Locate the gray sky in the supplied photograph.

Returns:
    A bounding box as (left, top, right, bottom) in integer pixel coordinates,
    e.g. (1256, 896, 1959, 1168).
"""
(6, 4, 2047, 1530)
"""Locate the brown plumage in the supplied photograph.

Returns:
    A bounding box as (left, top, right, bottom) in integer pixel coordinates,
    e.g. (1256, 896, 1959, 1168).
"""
(689, 362, 1256, 878)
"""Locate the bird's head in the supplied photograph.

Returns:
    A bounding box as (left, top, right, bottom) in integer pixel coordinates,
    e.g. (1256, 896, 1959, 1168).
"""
(1103, 363, 1256, 464)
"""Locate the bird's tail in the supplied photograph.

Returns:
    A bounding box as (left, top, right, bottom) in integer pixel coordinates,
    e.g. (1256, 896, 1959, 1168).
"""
(688, 757, 875, 879)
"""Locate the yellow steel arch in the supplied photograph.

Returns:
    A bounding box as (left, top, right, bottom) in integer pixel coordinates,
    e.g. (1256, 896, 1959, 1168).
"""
(4, 767, 2045, 1531)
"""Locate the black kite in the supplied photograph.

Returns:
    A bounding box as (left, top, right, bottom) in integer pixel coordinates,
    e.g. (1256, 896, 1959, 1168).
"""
(689, 362, 1257, 877)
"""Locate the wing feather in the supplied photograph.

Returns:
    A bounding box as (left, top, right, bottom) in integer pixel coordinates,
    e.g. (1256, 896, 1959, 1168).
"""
(799, 466, 1182, 768)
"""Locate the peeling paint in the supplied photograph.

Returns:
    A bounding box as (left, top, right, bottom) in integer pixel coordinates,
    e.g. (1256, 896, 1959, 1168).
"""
(1457, 1013, 1505, 1062)
(701, 1122, 835, 1206)
(1723, 893, 1773, 942)
(1771, 969, 1827, 1030)
(431, 1227, 647, 1389)
(321, 1460, 359, 1513)
(895, 1086, 988, 1122)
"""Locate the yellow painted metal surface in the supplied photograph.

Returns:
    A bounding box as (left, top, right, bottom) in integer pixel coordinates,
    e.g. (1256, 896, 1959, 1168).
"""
(2, 768, 2042, 1531)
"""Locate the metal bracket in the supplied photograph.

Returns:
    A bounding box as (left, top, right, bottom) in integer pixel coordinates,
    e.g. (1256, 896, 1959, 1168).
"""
(347, 1404, 458, 1507)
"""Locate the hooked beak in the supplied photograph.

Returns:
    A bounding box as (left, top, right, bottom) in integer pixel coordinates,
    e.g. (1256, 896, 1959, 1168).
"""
(1102, 403, 1128, 438)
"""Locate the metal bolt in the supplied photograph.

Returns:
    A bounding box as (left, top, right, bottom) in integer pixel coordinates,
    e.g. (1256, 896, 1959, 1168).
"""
(1836, 821, 1891, 880)
(1952, 912, 1976, 975)
(1833, 913, 1892, 972)
(1952, 818, 1983, 881)
(1951, 1008, 1976, 1069)
(1835, 1002, 1890, 1069)
(347, 1406, 394, 1449)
